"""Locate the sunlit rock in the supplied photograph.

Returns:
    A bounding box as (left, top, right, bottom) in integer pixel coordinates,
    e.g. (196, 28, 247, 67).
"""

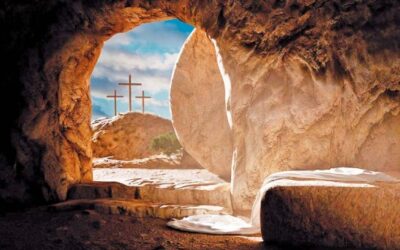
(93, 150, 202, 169)
(171, 29, 233, 181)
(228, 52, 400, 212)
(69, 168, 232, 210)
(92, 112, 174, 160)
(92, 112, 202, 171)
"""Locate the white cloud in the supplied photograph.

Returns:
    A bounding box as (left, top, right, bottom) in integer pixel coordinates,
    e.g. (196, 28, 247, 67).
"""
(105, 32, 132, 46)
(147, 98, 170, 108)
(90, 19, 193, 120)
(93, 50, 178, 74)
(91, 49, 178, 97)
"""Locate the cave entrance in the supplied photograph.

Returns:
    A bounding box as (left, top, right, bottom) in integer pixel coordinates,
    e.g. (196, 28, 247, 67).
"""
(1, 1, 236, 214)
(67, 19, 234, 216)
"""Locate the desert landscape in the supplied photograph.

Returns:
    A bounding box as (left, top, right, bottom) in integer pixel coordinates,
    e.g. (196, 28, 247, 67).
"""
(1, 0, 400, 249)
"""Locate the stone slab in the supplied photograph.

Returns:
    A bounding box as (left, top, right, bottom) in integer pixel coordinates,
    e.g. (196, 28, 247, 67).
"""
(68, 169, 232, 210)
(260, 179, 400, 249)
(93, 152, 202, 169)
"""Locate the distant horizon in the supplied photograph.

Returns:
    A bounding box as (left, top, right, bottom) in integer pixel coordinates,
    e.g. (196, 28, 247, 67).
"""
(92, 110, 173, 123)
(90, 19, 194, 121)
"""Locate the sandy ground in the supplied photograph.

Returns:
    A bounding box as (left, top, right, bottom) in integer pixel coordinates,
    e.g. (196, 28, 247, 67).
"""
(0, 207, 265, 250)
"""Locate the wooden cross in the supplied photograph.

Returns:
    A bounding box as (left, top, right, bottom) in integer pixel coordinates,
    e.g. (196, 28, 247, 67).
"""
(118, 74, 142, 112)
(135, 90, 151, 113)
(106, 90, 124, 116)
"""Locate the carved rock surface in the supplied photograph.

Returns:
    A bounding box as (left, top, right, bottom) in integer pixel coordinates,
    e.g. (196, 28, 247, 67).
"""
(229, 51, 400, 212)
(259, 171, 400, 249)
(93, 151, 202, 169)
(50, 199, 228, 220)
(71, 168, 232, 209)
(171, 29, 233, 181)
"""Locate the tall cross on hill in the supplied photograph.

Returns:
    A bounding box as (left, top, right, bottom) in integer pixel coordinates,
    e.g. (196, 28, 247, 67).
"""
(136, 90, 152, 113)
(118, 74, 142, 112)
(106, 90, 124, 116)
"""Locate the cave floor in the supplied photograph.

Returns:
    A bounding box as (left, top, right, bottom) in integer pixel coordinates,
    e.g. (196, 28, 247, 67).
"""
(0, 206, 362, 250)
(0, 207, 265, 250)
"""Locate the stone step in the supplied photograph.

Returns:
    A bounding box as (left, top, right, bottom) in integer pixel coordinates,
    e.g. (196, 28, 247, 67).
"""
(68, 168, 232, 210)
(49, 199, 229, 219)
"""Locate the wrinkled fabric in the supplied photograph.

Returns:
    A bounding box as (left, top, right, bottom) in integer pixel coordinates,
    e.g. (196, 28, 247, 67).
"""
(167, 214, 259, 235)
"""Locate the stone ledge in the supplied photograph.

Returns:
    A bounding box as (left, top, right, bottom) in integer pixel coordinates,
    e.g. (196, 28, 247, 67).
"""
(70, 168, 234, 210)
(49, 199, 229, 219)
(67, 178, 232, 210)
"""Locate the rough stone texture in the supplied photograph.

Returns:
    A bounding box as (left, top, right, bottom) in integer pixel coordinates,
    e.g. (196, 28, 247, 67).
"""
(49, 199, 228, 220)
(1, 1, 400, 216)
(92, 112, 174, 160)
(217, 1, 400, 212)
(93, 150, 202, 169)
(69, 168, 232, 209)
(171, 29, 233, 181)
(92, 112, 202, 169)
(260, 179, 400, 249)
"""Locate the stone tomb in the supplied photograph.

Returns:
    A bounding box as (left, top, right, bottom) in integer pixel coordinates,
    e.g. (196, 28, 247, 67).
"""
(256, 169, 400, 249)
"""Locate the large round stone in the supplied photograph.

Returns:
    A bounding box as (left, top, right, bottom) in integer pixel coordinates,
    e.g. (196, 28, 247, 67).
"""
(170, 29, 233, 181)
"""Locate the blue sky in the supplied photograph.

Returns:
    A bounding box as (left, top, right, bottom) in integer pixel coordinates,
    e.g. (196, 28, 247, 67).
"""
(91, 19, 194, 120)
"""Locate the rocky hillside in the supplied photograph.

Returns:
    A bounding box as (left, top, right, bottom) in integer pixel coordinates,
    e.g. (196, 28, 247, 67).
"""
(91, 112, 202, 169)
(92, 112, 174, 160)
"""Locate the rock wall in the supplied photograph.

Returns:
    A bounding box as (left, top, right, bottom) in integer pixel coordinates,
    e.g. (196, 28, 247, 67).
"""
(1, 0, 400, 212)
(92, 112, 202, 169)
(170, 1, 400, 212)
(217, 1, 400, 212)
(170, 29, 233, 181)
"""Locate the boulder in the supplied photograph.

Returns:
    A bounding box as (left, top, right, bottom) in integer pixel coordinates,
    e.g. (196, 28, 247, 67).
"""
(171, 29, 233, 181)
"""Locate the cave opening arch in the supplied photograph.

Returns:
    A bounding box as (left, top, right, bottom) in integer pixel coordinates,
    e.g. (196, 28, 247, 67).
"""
(90, 18, 234, 183)
(5, 1, 231, 206)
